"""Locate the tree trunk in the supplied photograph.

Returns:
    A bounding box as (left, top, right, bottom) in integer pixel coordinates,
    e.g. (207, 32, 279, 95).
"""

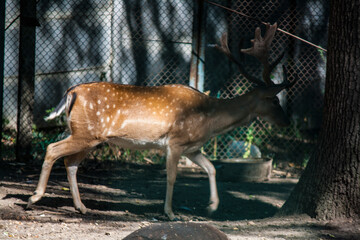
(279, 0, 360, 220)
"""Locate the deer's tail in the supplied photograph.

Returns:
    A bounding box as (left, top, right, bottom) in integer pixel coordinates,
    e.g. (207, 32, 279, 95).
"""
(44, 90, 77, 121)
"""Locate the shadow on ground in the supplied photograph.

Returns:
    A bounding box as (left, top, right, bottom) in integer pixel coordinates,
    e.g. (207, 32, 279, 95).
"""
(0, 159, 296, 223)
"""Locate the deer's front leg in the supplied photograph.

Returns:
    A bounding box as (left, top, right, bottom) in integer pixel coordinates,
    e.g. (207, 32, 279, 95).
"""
(64, 151, 88, 214)
(164, 146, 182, 221)
(185, 151, 219, 215)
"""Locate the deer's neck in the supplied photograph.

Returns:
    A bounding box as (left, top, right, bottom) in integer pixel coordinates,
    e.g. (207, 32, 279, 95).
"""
(209, 92, 256, 136)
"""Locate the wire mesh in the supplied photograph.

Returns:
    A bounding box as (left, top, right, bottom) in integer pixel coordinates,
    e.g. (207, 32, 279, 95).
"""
(2, 0, 19, 160)
(2, 0, 328, 165)
(203, 0, 327, 164)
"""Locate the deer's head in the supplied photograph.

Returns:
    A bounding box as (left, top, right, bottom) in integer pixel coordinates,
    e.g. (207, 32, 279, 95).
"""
(216, 23, 296, 127)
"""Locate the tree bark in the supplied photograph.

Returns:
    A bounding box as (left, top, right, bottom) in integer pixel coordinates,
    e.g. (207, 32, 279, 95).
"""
(279, 0, 360, 220)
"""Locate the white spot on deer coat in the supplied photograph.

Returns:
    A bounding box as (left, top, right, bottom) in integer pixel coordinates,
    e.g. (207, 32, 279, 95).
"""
(120, 119, 166, 129)
(96, 111, 100, 116)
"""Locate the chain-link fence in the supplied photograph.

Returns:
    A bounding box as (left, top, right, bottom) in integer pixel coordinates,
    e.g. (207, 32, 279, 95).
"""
(203, 0, 327, 164)
(2, 0, 328, 165)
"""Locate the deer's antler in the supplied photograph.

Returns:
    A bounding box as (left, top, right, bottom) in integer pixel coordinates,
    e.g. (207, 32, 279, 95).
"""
(216, 23, 288, 87)
(241, 23, 278, 85)
(215, 33, 267, 87)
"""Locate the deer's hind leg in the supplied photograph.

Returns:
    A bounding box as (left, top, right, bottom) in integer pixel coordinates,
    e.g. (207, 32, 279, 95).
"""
(64, 150, 88, 214)
(27, 136, 99, 209)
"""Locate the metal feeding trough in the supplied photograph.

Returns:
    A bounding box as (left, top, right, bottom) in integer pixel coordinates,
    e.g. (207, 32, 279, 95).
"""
(215, 158, 273, 182)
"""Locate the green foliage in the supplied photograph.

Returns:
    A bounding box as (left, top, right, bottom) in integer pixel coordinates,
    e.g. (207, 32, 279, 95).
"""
(236, 86, 247, 95)
(302, 154, 311, 168)
(2, 118, 10, 128)
(242, 124, 254, 158)
(2, 130, 15, 144)
(99, 72, 107, 82)
(318, 49, 327, 62)
(45, 107, 67, 126)
(45, 108, 54, 115)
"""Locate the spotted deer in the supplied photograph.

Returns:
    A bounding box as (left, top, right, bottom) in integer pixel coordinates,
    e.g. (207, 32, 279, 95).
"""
(28, 23, 294, 220)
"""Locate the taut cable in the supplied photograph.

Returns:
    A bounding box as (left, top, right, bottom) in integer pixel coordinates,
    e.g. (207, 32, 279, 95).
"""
(205, 0, 327, 52)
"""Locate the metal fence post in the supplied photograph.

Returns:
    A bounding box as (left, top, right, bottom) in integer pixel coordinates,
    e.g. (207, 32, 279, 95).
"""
(0, 0, 5, 159)
(189, 0, 207, 92)
(16, 0, 38, 161)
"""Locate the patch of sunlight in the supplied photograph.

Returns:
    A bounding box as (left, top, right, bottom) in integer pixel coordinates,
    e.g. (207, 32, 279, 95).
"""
(227, 191, 290, 208)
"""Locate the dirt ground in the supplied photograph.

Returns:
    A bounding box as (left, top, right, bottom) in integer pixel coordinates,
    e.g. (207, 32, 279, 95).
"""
(0, 159, 359, 239)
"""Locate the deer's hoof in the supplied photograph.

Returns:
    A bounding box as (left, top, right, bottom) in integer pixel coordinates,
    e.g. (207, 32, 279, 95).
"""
(165, 211, 179, 221)
(75, 203, 87, 214)
(206, 201, 219, 216)
(27, 194, 42, 208)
